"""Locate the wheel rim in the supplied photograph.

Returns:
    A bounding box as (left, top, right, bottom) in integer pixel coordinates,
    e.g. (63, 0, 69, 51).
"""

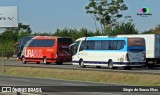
(43, 58, 46, 64)
(80, 60, 86, 68)
(80, 60, 84, 66)
(109, 61, 113, 69)
(22, 57, 25, 63)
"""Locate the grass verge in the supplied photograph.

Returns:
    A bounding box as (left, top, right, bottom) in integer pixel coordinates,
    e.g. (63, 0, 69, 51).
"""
(1, 66, 160, 86)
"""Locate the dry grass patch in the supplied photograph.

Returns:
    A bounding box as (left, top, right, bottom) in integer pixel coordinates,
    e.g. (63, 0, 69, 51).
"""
(1, 66, 160, 86)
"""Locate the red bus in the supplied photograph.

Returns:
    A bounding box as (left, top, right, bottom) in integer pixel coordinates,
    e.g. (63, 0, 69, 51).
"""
(18, 36, 72, 64)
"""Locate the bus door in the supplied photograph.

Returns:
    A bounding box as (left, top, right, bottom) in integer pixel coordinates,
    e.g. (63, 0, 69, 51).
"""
(127, 38, 145, 62)
(69, 41, 81, 63)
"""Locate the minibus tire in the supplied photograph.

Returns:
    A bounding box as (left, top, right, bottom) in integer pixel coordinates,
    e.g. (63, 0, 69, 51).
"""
(108, 60, 113, 69)
(96, 66, 101, 68)
(36, 62, 40, 64)
(108, 60, 117, 69)
(22, 57, 26, 64)
(79, 60, 86, 68)
(124, 66, 131, 70)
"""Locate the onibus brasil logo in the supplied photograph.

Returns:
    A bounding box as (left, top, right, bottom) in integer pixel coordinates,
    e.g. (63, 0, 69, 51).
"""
(137, 7, 152, 17)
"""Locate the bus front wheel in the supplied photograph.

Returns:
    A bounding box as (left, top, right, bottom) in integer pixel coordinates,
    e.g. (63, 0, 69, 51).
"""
(22, 57, 26, 64)
(79, 59, 86, 68)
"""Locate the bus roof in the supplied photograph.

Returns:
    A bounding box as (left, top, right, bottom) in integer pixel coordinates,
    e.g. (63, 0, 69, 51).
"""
(75, 37, 87, 42)
(32, 36, 71, 40)
(18, 36, 35, 43)
(86, 37, 128, 40)
(75, 37, 129, 41)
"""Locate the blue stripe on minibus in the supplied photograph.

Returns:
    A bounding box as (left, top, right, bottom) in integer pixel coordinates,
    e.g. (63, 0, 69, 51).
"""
(87, 37, 127, 41)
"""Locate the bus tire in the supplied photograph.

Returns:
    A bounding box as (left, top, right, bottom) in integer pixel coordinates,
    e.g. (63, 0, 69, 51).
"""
(36, 62, 40, 64)
(108, 60, 113, 69)
(46, 62, 51, 64)
(146, 60, 154, 69)
(147, 64, 154, 69)
(79, 59, 86, 68)
(96, 66, 101, 68)
(22, 56, 26, 64)
(124, 66, 131, 70)
(43, 57, 47, 64)
(108, 60, 117, 69)
(56, 61, 63, 65)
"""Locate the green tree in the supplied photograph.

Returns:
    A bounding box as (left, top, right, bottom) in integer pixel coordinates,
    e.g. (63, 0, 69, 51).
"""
(110, 22, 138, 36)
(85, 0, 128, 34)
(53, 28, 95, 42)
(0, 23, 32, 53)
(142, 29, 153, 34)
(142, 24, 160, 34)
(153, 24, 160, 34)
(5, 23, 32, 41)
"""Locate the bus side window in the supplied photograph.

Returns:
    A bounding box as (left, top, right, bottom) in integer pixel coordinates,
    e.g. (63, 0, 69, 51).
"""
(85, 41, 95, 50)
(108, 41, 113, 50)
(101, 41, 109, 50)
(117, 41, 125, 50)
(94, 41, 101, 50)
(84, 41, 88, 50)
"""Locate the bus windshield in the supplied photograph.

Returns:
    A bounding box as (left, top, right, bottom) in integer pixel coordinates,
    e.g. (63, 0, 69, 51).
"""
(15, 36, 35, 58)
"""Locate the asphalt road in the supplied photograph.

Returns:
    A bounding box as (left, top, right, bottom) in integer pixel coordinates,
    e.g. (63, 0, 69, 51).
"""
(0, 75, 159, 95)
(3, 61, 160, 75)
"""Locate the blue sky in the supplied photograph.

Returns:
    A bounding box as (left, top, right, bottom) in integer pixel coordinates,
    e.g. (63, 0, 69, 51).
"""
(0, 0, 159, 33)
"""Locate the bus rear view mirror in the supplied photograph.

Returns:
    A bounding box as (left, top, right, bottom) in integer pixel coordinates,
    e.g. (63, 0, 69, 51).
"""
(69, 43, 77, 55)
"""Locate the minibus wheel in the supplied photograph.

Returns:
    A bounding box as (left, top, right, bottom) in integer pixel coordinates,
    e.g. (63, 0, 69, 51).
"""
(22, 57, 26, 64)
(108, 60, 117, 69)
(79, 59, 86, 68)
(108, 60, 113, 69)
(96, 66, 101, 68)
(124, 66, 131, 70)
